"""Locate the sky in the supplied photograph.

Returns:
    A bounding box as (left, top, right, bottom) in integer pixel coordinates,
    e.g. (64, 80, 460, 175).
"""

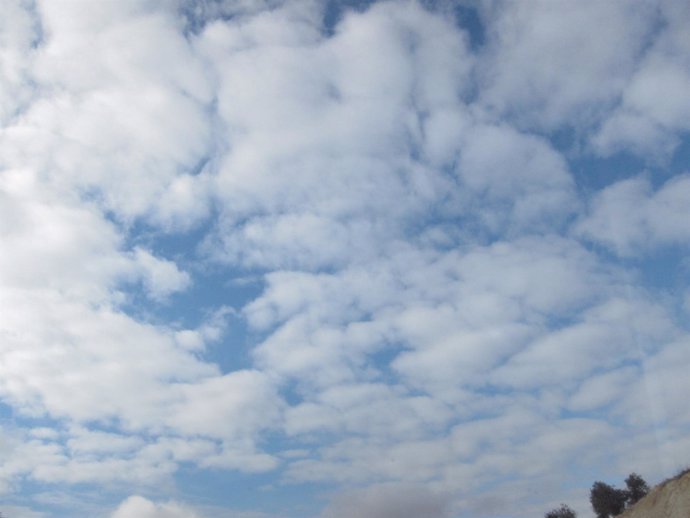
(1, 0, 690, 517)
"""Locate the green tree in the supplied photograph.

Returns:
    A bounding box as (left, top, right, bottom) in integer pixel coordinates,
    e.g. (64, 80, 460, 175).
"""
(624, 472, 649, 506)
(590, 481, 627, 518)
(545, 503, 577, 518)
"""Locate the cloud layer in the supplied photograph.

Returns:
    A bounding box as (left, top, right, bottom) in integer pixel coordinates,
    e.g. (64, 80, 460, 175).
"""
(1, 1, 689, 517)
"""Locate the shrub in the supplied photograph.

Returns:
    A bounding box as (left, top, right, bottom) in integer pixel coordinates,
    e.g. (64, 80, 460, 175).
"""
(590, 481, 627, 518)
(545, 503, 577, 518)
(624, 472, 649, 506)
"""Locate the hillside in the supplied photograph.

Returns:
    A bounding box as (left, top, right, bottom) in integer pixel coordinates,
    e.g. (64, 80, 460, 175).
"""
(619, 470, 690, 518)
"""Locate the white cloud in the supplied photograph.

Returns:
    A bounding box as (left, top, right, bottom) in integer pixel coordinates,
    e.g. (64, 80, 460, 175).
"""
(1, 1, 690, 517)
(0, 1, 283, 489)
(0, 0, 214, 227)
(166, 370, 282, 442)
(284, 382, 452, 439)
(285, 406, 619, 495)
(576, 175, 690, 255)
(132, 248, 191, 301)
(568, 366, 640, 412)
(0, 293, 212, 422)
(112, 496, 203, 518)
(0, 0, 40, 126)
(65, 426, 145, 455)
(622, 337, 690, 429)
(198, 1, 474, 271)
(455, 123, 577, 231)
(476, 0, 656, 131)
(248, 236, 615, 400)
(492, 296, 676, 390)
(592, 0, 690, 157)
(0, 293, 282, 479)
(0, 171, 127, 302)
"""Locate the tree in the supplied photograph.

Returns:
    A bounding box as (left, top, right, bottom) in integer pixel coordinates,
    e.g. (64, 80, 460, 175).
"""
(590, 481, 627, 518)
(624, 472, 649, 506)
(545, 503, 577, 518)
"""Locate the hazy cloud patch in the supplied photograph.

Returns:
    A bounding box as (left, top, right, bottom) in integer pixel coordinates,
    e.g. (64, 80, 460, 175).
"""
(321, 484, 450, 518)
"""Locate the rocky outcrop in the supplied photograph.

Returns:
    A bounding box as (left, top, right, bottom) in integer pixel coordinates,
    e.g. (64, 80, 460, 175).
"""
(619, 469, 690, 518)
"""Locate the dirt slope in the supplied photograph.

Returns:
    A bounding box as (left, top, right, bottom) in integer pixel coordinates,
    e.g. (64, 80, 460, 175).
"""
(619, 470, 690, 518)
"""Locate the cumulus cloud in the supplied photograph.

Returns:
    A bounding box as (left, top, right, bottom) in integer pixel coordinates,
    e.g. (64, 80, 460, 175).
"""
(454, 123, 577, 231)
(476, 0, 656, 131)
(576, 175, 690, 255)
(592, 0, 690, 157)
(198, 0, 474, 270)
(0, 0, 40, 125)
(132, 247, 191, 300)
(112, 496, 202, 518)
(1, 0, 214, 226)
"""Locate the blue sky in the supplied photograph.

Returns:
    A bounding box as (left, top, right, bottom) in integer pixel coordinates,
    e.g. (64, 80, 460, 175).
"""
(1, 1, 690, 517)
